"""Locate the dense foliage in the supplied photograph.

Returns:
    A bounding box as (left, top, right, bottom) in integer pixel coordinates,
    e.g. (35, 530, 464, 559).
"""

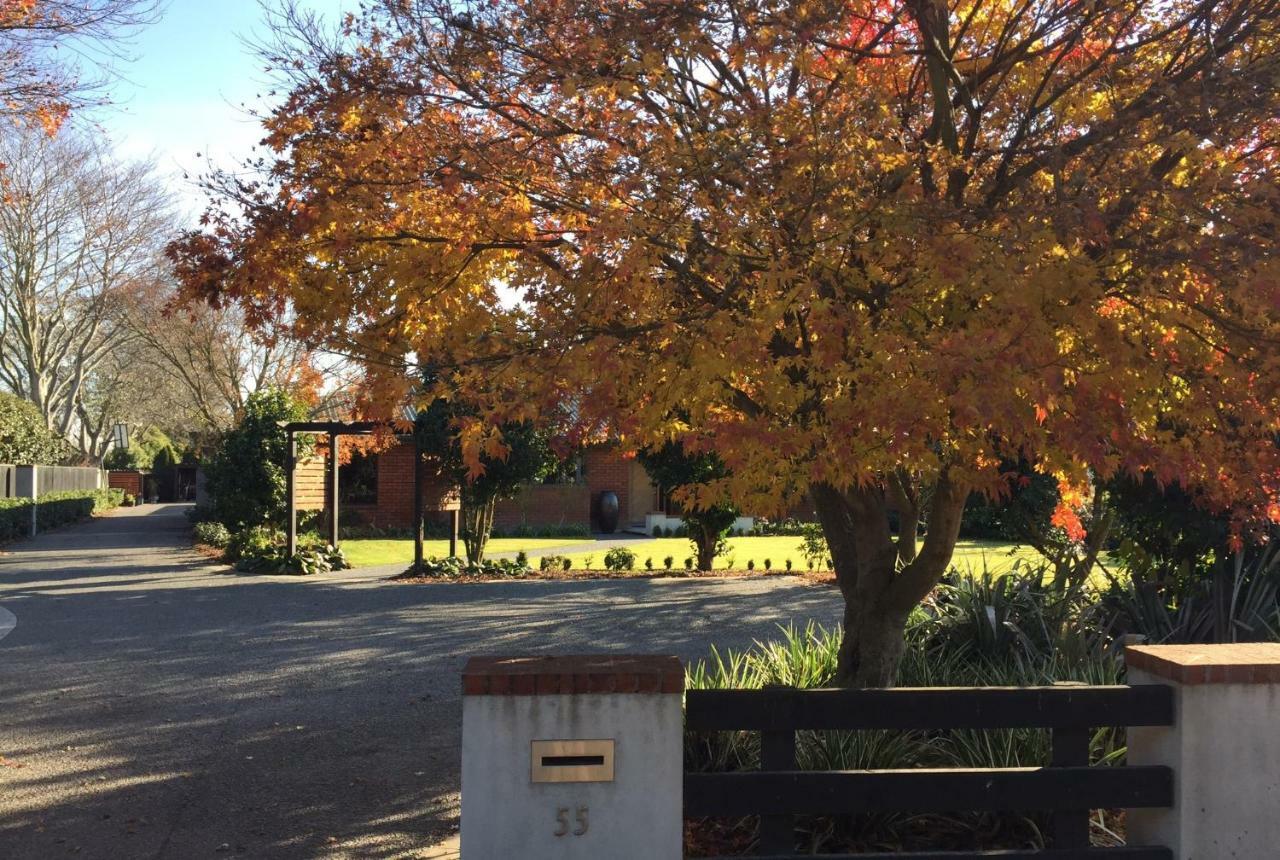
(402, 555, 534, 579)
(0, 392, 73, 465)
(637, 442, 738, 571)
(203, 387, 308, 531)
(103, 426, 183, 471)
(235, 543, 349, 576)
(192, 520, 231, 549)
(0, 488, 124, 542)
(415, 397, 555, 563)
(603, 546, 637, 571)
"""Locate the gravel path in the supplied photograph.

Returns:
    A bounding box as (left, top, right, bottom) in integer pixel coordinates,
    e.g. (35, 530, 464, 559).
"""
(0, 504, 840, 859)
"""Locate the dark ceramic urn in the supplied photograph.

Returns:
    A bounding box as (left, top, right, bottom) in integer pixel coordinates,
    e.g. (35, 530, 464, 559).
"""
(597, 490, 620, 534)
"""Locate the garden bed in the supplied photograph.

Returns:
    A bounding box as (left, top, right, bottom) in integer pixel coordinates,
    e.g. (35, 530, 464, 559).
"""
(389, 566, 836, 585)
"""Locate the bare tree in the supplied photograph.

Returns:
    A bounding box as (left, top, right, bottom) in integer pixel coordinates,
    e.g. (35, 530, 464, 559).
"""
(0, 126, 170, 462)
(1, 0, 161, 130)
(121, 282, 358, 435)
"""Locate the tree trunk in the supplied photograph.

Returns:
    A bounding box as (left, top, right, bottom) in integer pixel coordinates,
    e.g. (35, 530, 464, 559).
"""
(695, 522, 717, 571)
(812, 472, 969, 687)
(462, 495, 496, 564)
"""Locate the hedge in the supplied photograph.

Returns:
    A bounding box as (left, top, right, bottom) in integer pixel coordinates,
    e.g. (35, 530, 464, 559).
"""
(0, 488, 125, 542)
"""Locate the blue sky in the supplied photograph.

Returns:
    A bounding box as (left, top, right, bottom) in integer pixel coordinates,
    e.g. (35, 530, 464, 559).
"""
(96, 0, 354, 218)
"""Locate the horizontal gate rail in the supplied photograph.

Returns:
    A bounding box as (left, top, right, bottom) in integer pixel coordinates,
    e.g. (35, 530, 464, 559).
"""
(685, 684, 1174, 731)
(699, 848, 1174, 860)
(684, 765, 1173, 816)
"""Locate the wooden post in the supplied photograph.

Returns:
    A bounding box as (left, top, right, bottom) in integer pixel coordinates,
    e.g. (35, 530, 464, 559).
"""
(413, 435, 425, 570)
(757, 728, 796, 853)
(285, 430, 297, 557)
(758, 685, 797, 855)
(450, 508, 460, 559)
(327, 429, 340, 549)
(1051, 725, 1091, 849)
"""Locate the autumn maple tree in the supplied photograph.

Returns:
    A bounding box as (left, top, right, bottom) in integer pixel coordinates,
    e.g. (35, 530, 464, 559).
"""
(171, 0, 1280, 685)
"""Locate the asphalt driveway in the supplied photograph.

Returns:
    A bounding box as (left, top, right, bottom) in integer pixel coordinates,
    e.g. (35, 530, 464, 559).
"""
(0, 504, 840, 859)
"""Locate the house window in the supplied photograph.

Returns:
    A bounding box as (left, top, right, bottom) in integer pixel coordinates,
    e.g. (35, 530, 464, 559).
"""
(339, 451, 378, 505)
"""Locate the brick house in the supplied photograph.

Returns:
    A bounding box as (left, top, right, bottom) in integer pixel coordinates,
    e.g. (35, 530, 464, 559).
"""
(338, 439, 754, 534)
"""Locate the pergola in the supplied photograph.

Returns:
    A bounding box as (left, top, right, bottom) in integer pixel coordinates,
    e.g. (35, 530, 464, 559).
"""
(282, 420, 461, 566)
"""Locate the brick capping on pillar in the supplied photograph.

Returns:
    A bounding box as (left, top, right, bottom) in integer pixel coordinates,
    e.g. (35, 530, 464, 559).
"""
(1125, 642, 1280, 684)
(462, 655, 684, 695)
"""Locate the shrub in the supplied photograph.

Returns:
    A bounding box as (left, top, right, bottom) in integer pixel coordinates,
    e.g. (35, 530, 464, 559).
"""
(492, 523, 591, 539)
(747, 559, 755, 571)
(662, 526, 673, 537)
(539, 554, 564, 571)
(562, 557, 572, 572)
(582, 554, 594, 569)
(237, 543, 350, 576)
(683, 556, 694, 570)
(193, 521, 232, 549)
(604, 546, 637, 571)
(652, 524, 663, 537)
(645, 556, 654, 570)
(1102, 532, 1280, 645)
(763, 558, 772, 571)
(203, 387, 308, 530)
(749, 518, 814, 537)
(225, 525, 283, 562)
(797, 522, 829, 569)
(403, 555, 533, 579)
(785, 558, 793, 571)
(0, 488, 123, 543)
(663, 555, 674, 570)
(515, 550, 529, 567)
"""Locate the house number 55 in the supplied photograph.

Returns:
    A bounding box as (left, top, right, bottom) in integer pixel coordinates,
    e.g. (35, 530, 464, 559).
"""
(554, 806, 589, 837)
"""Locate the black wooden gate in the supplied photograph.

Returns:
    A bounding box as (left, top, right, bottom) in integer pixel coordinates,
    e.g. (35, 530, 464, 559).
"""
(684, 684, 1175, 859)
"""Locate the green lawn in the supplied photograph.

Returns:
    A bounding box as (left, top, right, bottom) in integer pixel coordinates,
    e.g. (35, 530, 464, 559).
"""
(534, 537, 1045, 573)
(341, 537, 594, 569)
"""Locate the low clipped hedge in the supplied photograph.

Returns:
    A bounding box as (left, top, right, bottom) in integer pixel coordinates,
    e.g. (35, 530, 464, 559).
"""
(0, 488, 125, 542)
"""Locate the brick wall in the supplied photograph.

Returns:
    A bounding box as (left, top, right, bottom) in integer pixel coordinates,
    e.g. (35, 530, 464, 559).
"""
(355, 441, 639, 531)
(348, 440, 460, 528)
(374, 442, 416, 526)
(584, 448, 635, 531)
(493, 484, 591, 529)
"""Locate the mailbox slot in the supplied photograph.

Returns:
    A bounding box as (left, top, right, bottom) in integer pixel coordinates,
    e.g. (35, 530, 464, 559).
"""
(531, 739, 615, 783)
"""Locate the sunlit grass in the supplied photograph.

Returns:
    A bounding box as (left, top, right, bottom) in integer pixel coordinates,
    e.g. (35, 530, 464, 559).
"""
(343, 532, 1106, 580)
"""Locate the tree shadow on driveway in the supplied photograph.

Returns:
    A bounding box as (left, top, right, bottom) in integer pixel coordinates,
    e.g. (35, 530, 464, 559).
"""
(1, 530, 839, 859)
